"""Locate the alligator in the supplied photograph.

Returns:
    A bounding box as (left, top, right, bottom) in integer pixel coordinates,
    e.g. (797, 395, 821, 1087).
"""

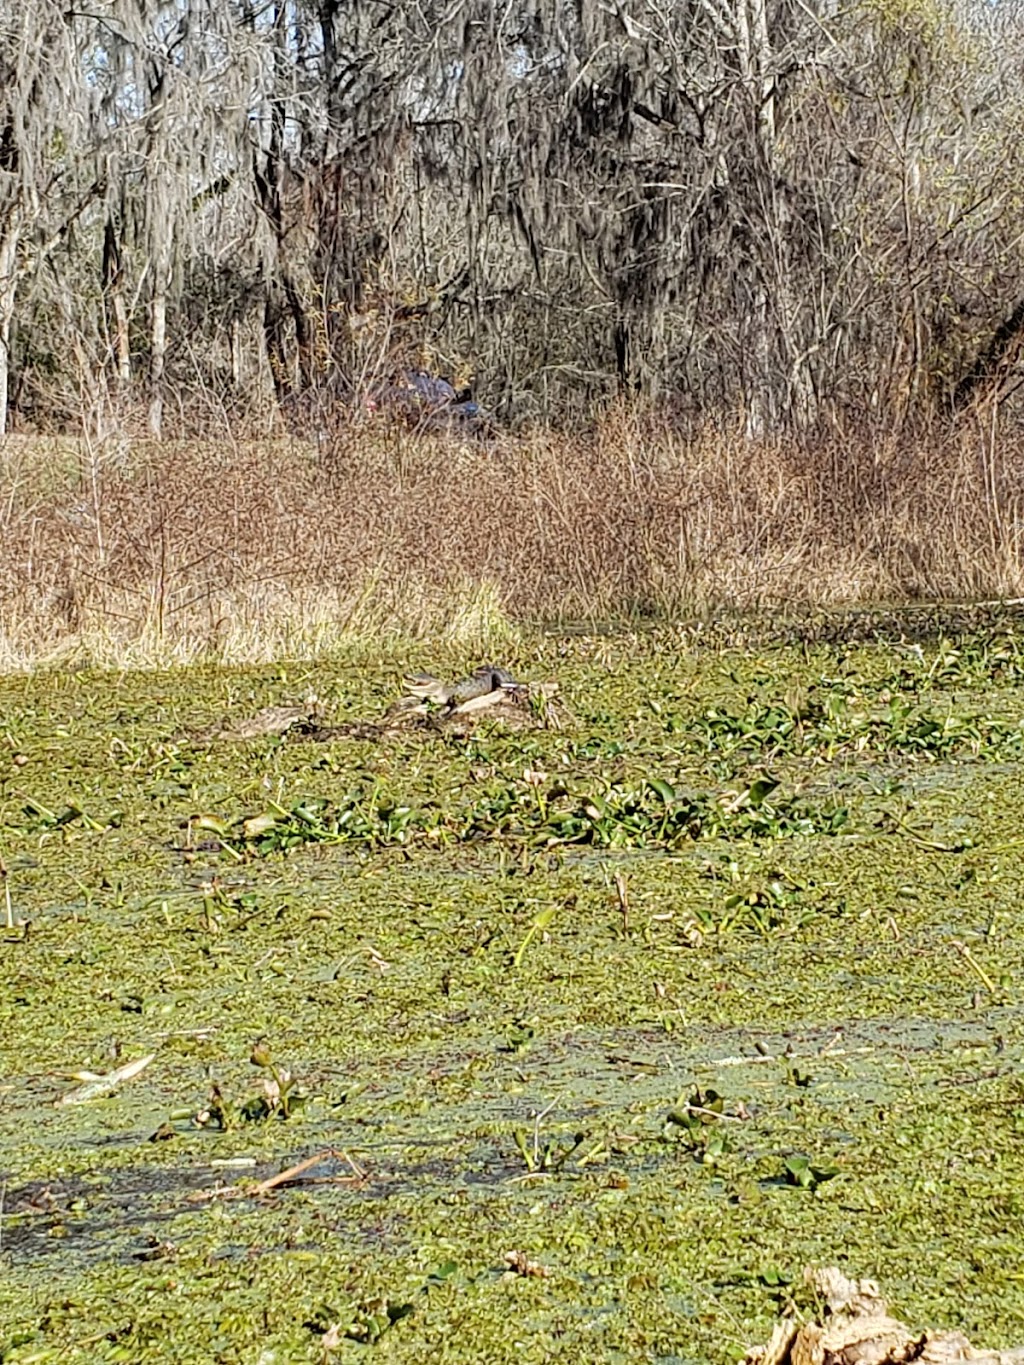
(402, 664, 519, 709)
(194, 664, 567, 743)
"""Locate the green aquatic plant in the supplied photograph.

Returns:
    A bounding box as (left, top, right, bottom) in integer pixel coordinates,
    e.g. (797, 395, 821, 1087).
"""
(308, 1294, 415, 1350)
(16, 796, 123, 836)
(694, 857, 833, 936)
(511, 904, 560, 970)
(781, 1154, 841, 1192)
(4, 625, 1024, 1364)
(219, 774, 848, 859)
(195, 1044, 305, 1129)
(690, 690, 1023, 762)
(663, 1087, 734, 1165)
(245, 1041, 303, 1121)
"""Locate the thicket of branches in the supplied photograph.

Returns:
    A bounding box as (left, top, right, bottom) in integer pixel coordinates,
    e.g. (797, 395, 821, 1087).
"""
(3, 0, 1024, 439)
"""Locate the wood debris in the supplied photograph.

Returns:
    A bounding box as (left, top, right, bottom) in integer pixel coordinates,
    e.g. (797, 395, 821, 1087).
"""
(503, 1249, 551, 1278)
(746, 1268, 1024, 1365)
(58, 1052, 156, 1106)
(192, 667, 570, 742)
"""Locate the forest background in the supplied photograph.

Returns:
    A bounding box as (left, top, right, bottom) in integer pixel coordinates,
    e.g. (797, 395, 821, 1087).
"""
(2, 0, 1024, 663)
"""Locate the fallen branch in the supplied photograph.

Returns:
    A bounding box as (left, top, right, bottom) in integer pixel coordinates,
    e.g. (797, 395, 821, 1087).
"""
(188, 1148, 365, 1203)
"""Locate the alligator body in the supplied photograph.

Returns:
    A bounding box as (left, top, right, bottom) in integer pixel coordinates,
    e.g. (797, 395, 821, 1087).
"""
(402, 665, 519, 709)
(198, 664, 565, 743)
(449, 665, 517, 704)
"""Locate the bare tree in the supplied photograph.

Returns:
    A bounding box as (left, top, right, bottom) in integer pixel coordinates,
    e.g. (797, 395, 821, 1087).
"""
(0, 2, 88, 434)
(4, 0, 1024, 437)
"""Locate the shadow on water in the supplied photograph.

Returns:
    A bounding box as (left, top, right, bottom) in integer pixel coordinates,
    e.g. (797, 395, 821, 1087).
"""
(4, 1006, 1021, 1272)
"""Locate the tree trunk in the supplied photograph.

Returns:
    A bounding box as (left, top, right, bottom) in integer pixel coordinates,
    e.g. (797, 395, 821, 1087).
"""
(0, 224, 20, 437)
(102, 216, 131, 386)
(148, 229, 172, 438)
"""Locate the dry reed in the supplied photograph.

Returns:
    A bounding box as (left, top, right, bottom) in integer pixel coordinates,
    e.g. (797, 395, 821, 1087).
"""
(0, 411, 1022, 670)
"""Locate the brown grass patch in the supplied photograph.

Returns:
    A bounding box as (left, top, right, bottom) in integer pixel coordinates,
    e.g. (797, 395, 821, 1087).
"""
(1, 413, 1022, 670)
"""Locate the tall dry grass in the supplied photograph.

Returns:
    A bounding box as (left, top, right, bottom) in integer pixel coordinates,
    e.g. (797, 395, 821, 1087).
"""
(1, 410, 1022, 670)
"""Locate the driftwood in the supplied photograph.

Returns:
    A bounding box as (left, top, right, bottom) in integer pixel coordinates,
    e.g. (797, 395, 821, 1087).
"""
(746, 1268, 1024, 1365)
(57, 1053, 156, 1106)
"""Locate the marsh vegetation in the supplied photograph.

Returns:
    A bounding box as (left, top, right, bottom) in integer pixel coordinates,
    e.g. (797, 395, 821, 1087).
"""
(2, 619, 1024, 1361)
(5, 423, 1024, 673)
(6, 2, 1024, 1356)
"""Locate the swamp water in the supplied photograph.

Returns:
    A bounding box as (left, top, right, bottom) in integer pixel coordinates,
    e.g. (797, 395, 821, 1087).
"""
(3, 618, 1024, 1361)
